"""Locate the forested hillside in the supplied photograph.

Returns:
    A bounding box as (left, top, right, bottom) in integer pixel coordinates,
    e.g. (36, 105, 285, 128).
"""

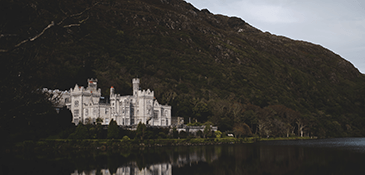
(1, 0, 365, 140)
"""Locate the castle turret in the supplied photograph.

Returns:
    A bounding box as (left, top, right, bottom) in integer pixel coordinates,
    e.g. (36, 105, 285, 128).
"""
(133, 78, 140, 96)
(110, 86, 115, 96)
(88, 78, 98, 90)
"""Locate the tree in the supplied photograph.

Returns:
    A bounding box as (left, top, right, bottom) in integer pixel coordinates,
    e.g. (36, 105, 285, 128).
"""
(69, 123, 89, 139)
(269, 119, 286, 137)
(257, 107, 275, 138)
(242, 110, 258, 132)
(192, 98, 210, 122)
(158, 132, 166, 139)
(95, 117, 104, 139)
(230, 102, 244, 123)
(233, 123, 252, 138)
(172, 127, 178, 139)
(179, 131, 188, 138)
(203, 121, 214, 138)
(96, 117, 103, 125)
(296, 116, 307, 137)
(107, 119, 119, 139)
(196, 130, 203, 138)
(269, 105, 298, 137)
(215, 130, 222, 138)
(136, 122, 147, 140)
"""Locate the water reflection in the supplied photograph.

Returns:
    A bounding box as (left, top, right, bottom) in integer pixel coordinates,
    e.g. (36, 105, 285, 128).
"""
(71, 163, 171, 175)
(70, 146, 219, 175)
(259, 137, 365, 153)
(3, 138, 365, 174)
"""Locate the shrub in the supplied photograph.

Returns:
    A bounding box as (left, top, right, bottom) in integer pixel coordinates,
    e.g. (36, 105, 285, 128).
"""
(158, 132, 166, 139)
(196, 130, 203, 138)
(215, 130, 222, 138)
(179, 131, 188, 138)
(122, 136, 130, 141)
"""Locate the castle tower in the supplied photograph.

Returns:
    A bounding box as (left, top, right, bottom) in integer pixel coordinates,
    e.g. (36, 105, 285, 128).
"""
(133, 78, 140, 96)
(88, 78, 98, 90)
(110, 86, 115, 96)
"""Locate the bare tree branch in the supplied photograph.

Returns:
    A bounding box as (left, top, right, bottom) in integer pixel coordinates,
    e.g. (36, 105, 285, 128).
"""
(0, 21, 55, 53)
(0, 1, 101, 53)
(29, 21, 54, 42)
(79, 16, 90, 24)
(70, 2, 100, 17)
(63, 24, 80, 28)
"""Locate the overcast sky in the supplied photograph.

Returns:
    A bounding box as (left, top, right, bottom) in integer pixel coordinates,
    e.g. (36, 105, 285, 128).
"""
(185, 0, 365, 73)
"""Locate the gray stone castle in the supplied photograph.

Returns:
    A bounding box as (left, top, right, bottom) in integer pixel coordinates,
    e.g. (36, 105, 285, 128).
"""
(45, 78, 171, 126)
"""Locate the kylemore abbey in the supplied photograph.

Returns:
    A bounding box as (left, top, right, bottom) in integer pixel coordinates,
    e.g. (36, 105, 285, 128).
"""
(44, 78, 172, 126)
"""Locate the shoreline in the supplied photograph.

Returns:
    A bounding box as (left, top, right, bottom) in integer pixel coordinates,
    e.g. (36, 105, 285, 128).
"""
(4, 136, 315, 154)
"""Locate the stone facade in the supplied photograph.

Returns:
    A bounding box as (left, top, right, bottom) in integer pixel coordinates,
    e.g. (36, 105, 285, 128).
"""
(44, 78, 171, 126)
(171, 117, 184, 127)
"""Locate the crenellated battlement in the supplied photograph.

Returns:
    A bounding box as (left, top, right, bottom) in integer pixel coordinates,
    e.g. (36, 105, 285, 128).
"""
(88, 78, 98, 82)
(132, 78, 140, 84)
(137, 89, 154, 97)
(70, 83, 101, 96)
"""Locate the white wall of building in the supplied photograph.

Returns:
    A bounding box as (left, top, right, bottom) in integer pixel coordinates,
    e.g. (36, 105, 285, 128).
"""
(46, 78, 172, 127)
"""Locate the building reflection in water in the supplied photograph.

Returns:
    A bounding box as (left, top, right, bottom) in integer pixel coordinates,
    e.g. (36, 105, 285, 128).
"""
(70, 146, 219, 175)
(71, 162, 172, 175)
(173, 150, 218, 167)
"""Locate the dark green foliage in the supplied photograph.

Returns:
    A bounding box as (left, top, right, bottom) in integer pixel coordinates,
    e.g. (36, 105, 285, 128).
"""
(119, 127, 136, 139)
(135, 122, 147, 140)
(172, 127, 178, 139)
(215, 130, 222, 138)
(107, 119, 119, 139)
(187, 122, 202, 126)
(203, 121, 214, 138)
(196, 130, 203, 138)
(179, 131, 188, 138)
(69, 124, 89, 139)
(64, 123, 171, 140)
(158, 132, 167, 139)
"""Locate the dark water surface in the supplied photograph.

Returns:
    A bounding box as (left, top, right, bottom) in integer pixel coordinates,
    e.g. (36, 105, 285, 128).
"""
(2, 138, 365, 175)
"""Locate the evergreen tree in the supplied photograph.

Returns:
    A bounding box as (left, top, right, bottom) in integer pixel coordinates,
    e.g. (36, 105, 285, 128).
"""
(69, 124, 89, 139)
(107, 119, 119, 139)
(135, 122, 147, 140)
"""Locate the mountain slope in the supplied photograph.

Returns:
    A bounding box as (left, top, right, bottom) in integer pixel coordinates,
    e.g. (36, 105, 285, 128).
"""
(1, 0, 365, 137)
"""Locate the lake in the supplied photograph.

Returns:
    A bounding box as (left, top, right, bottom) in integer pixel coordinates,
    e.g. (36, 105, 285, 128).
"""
(2, 138, 365, 174)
